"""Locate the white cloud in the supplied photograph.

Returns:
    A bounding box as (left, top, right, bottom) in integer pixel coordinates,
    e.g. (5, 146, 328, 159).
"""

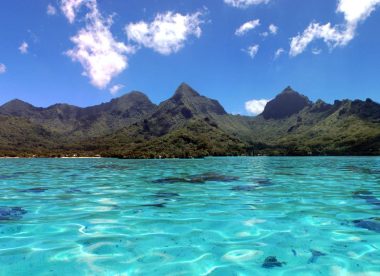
(60, 0, 86, 23)
(224, 0, 270, 8)
(269, 24, 278, 35)
(0, 63, 6, 74)
(338, 0, 380, 24)
(312, 48, 322, 55)
(125, 11, 204, 55)
(109, 84, 124, 95)
(245, 44, 259, 59)
(274, 48, 285, 59)
(235, 19, 260, 36)
(47, 4, 57, 15)
(66, 1, 133, 89)
(289, 22, 354, 56)
(290, 0, 380, 56)
(19, 42, 28, 54)
(245, 99, 269, 115)
(261, 24, 278, 37)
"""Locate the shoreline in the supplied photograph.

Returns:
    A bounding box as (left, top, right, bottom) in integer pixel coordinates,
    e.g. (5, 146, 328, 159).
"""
(0, 156, 103, 159)
(0, 155, 379, 159)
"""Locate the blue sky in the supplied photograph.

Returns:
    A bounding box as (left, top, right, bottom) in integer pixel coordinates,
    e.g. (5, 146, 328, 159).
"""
(0, 0, 379, 115)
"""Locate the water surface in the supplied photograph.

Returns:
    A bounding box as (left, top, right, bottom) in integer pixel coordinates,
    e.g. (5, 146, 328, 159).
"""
(0, 157, 379, 275)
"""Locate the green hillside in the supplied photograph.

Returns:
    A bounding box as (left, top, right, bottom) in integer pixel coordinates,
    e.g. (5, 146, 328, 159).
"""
(0, 83, 379, 157)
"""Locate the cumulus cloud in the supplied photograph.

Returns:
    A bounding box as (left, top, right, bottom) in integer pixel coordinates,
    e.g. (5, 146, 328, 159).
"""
(274, 48, 285, 59)
(19, 42, 28, 54)
(61, 0, 86, 23)
(66, 1, 133, 89)
(0, 63, 6, 74)
(290, 0, 380, 56)
(47, 4, 57, 15)
(269, 24, 278, 35)
(338, 0, 380, 23)
(109, 84, 124, 95)
(245, 99, 269, 115)
(125, 11, 204, 55)
(224, 0, 270, 8)
(245, 44, 259, 59)
(235, 19, 260, 36)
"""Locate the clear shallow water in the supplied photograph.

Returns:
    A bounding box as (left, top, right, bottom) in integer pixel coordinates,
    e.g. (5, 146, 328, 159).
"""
(0, 157, 379, 276)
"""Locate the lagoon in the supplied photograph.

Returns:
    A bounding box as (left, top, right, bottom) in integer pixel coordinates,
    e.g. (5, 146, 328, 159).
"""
(0, 157, 379, 275)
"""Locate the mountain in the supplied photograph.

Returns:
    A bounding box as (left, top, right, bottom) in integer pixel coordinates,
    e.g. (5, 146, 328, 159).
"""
(125, 82, 227, 137)
(249, 92, 380, 155)
(89, 83, 247, 158)
(0, 99, 42, 117)
(0, 83, 379, 157)
(261, 86, 312, 119)
(0, 91, 156, 138)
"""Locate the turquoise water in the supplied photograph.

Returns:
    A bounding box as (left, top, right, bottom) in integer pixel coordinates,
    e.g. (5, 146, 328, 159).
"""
(0, 157, 379, 275)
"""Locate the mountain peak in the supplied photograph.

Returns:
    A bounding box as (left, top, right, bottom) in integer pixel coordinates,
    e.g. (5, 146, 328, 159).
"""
(262, 87, 312, 119)
(310, 99, 332, 113)
(118, 90, 146, 98)
(173, 83, 200, 98)
(281, 86, 296, 94)
(168, 83, 226, 116)
(115, 91, 151, 103)
(105, 91, 155, 113)
(2, 98, 33, 107)
(0, 99, 37, 115)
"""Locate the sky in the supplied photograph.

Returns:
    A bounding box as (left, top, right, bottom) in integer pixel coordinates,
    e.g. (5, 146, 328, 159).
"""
(0, 0, 380, 115)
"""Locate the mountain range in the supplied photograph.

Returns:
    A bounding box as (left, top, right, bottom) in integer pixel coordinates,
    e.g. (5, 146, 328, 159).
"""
(0, 83, 379, 157)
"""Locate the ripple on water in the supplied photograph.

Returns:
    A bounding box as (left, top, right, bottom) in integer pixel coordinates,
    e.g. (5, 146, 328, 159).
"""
(0, 157, 379, 274)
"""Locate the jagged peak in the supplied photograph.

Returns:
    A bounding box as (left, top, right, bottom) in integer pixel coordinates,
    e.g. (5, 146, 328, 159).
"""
(173, 83, 200, 98)
(279, 86, 307, 97)
(315, 99, 326, 104)
(281, 86, 296, 94)
(310, 99, 332, 113)
(156, 83, 226, 116)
